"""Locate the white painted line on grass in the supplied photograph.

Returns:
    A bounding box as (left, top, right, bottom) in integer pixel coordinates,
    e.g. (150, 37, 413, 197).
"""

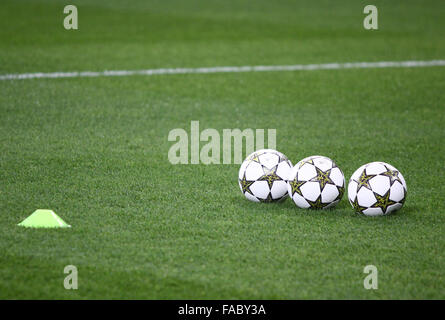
(1, 60, 444, 81)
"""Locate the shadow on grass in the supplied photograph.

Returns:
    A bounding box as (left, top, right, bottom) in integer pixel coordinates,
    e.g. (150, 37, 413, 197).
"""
(234, 193, 416, 222)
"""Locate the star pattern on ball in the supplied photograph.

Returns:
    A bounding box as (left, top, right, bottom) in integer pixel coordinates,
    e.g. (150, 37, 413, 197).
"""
(371, 190, 397, 214)
(239, 172, 255, 196)
(259, 192, 274, 203)
(257, 165, 282, 189)
(307, 195, 329, 209)
(289, 179, 305, 197)
(276, 192, 288, 201)
(381, 165, 402, 186)
(351, 196, 367, 214)
(248, 152, 261, 164)
(355, 170, 376, 192)
(277, 153, 289, 163)
(335, 185, 345, 201)
(310, 167, 334, 191)
(399, 187, 407, 205)
(298, 158, 314, 168)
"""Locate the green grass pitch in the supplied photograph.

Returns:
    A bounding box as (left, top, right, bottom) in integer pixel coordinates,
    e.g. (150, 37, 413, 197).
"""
(0, 0, 444, 299)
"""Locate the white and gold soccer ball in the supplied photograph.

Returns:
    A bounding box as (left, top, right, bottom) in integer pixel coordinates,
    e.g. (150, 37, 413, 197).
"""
(238, 149, 292, 202)
(348, 161, 407, 216)
(287, 155, 345, 209)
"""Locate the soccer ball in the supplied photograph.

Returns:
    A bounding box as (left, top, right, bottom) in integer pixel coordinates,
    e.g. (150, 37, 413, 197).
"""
(287, 155, 345, 209)
(348, 162, 407, 216)
(238, 149, 292, 202)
